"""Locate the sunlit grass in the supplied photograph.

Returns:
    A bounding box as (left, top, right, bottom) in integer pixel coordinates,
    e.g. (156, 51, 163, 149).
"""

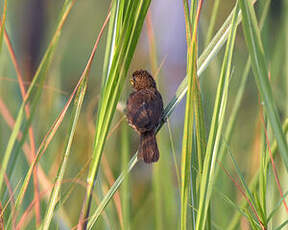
(0, 0, 288, 229)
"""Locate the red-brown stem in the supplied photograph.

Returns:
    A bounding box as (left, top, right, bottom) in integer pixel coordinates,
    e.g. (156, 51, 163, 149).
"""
(102, 157, 124, 229)
(77, 9, 111, 229)
(4, 174, 16, 230)
(257, 68, 288, 214)
(4, 24, 41, 227)
(217, 160, 266, 230)
(259, 104, 288, 213)
(16, 191, 47, 230)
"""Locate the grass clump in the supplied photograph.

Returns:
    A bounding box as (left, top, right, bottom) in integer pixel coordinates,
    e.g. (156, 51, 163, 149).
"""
(0, 0, 288, 229)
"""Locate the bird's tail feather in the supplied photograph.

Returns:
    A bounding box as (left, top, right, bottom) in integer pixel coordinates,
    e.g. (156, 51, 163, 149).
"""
(138, 131, 159, 163)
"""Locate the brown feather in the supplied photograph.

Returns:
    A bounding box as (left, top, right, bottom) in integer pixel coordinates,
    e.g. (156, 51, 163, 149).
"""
(138, 131, 159, 163)
(126, 70, 164, 163)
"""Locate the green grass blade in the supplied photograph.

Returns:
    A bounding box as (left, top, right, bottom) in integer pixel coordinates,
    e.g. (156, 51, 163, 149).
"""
(273, 220, 288, 230)
(216, 188, 249, 218)
(10, 65, 83, 229)
(228, 151, 262, 224)
(102, 0, 118, 86)
(0, 0, 7, 52)
(158, 136, 178, 230)
(4, 0, 288, 228)
(82, 0, 152, 222)
(180, 0, 199, 228)
(195, 3, 240, 229)
(0, 37, 58, 197)
(41, 78, 87, 230)
(80, 3, 251, 223)
(267, 190, 288, 222)
(216, 56, 250, 171)
(120, 122, 130, 230)
(162, 3, 244, 123)
(153, 157, 164, 230)
(247, 211, 259, 230)
(228, 119, 288, 229)
(205, 0, 220, 46)
(167, 120, 181, 192)
(216, 0, 270, 176)
(10, 8, 110, 226)
(87, 154, 139, 229)
(239, 0, 288, 171)
(0, 0, 74, 195)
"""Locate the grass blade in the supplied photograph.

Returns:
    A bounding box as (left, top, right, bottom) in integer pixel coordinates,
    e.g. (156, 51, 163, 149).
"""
(239, 0, 288, 171)
(0, 0, 75, 195)
(82, 0, 152, 224)
(0, 0, 7, 52)
(41, 78, 87, 230)
(180, 1, 201, 229)
(80, 2, 252, 223)
(10, 9, 110, 226)
(87, 154, 139, 229)
(216, 0, 270, 190)
(274, 220, 288, 230)
(120, 122, 130, 230)
(228, 119, 288, 229)
(195, 3, 239, 229)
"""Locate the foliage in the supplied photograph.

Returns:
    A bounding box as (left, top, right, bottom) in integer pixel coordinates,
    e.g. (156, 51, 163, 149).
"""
(0, 0, 288, 229)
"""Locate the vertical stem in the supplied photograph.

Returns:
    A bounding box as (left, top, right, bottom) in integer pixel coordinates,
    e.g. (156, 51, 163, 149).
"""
(121, 123, 130, 230)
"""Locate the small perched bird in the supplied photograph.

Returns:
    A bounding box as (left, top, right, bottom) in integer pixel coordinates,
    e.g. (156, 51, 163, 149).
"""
(127, 70, 164, 163)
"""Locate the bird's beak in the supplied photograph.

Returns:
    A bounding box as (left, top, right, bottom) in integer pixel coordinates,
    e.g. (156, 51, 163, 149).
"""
(130, 78, 134, 86)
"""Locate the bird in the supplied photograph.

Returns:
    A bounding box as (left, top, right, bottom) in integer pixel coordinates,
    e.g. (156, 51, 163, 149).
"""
(126, 70, 164, 163)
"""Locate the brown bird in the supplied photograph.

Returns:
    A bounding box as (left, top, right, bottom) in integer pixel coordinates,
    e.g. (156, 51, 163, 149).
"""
(127, 70, 164, 163)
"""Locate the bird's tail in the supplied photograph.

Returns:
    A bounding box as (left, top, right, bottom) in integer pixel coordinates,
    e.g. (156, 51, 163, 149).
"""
(138, 131, 159, 163)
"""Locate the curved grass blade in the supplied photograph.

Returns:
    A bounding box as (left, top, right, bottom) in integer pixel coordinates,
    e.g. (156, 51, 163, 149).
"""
(239, 0, 288, 171)
(274, 220, 288, 230)
(120, 122, 130, 230)
(41, 78, 87, 230)
(82, 0, 152, 223)
(161, 2, 244, 123)
(205, 0, 220, 46)
(195, 3, 240, 229)
(228, 119, 288, 229)
(10, 9, 110, 226)
(87, 154, 138, 229)
(180, 0, 202, 229)
(0, 0, 7, 52)
(215, 0, 270, 188)
(228, 150, 266, 228)
(267, 190, 288, 222)
(102, 1, 117, 85)
(0, 0, 75, 195)
(0, 37, 57, 196)
(82, 1, 258, 224)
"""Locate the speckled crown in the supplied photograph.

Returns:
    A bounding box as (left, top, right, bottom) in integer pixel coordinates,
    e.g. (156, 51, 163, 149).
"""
(131, 69, 156, 90)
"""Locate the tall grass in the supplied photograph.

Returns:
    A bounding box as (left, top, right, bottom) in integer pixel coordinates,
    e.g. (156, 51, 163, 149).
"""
(1, 0, 288, 229)
(81, 1, 151, 227)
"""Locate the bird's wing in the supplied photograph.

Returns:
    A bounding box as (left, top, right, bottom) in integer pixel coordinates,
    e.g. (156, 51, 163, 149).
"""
(127, 89, 164, 132)
(127, 90, 154, 133)
(127, 89, 158, 132)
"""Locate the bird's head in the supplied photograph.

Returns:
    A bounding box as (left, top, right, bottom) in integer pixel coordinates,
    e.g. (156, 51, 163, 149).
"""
(130, 70, 156, 91)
